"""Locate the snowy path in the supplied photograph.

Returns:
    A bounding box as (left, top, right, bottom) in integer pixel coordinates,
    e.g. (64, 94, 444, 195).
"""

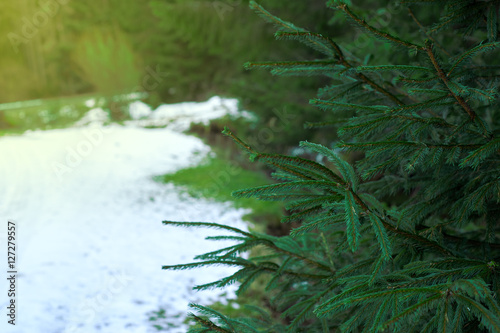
(0, 99, 249, 332)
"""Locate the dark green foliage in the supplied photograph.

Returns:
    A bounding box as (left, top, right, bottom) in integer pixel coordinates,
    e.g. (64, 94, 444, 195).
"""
(163, 1, 500, 331)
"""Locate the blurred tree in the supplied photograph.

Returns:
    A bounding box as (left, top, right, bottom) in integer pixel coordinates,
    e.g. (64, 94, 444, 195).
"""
(72, 27, 141, 94)
(148, 0, 333, 149)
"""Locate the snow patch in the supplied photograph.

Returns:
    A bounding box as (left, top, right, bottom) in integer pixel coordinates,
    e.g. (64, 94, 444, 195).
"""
(131, 96, 254, 131)
(84, 99, 96, 108)
(75, 108, 109, 127)
(128, 101, 152, 120)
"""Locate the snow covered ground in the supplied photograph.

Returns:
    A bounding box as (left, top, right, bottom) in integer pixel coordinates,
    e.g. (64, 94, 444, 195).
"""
(0, 97, 250, 332)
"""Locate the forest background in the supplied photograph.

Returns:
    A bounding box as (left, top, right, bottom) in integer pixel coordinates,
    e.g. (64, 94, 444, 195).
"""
(0, 0, 390, 149)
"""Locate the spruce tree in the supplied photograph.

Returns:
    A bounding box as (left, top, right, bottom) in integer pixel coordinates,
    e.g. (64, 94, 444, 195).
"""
(162, 1, 500, 331)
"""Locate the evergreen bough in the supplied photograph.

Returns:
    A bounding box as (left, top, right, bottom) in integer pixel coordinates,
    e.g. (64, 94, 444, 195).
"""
(162, 1, 500, 331)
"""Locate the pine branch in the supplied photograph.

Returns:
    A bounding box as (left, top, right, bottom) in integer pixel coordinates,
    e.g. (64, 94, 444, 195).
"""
(339, 141, 482, 151)
(448, 42, 500, 77)
(441, 231, 500, 250)
(424, 42, 490, 138)
(162, 221, 254, 238)
(369, 214, 392, 261)
(274, 31, 343, 58)
(487, 4, 499, 42)
(264, 240, 334, 273)
(332, 3, 425, 51)
(189, 304, 237, 332)
(408, 7, 451, 56)
(222, 127, 259, 160)
(344, 191, 361, 252)
(348, 190, 455, 257)
(244, 60, 338, 69)
(380, 294, 442, 329)
(189, 313, 232, 333)
(248, 1, 305, 33)
(454, 294, 500, 332)
(460, 138, 500, 169)
(310, 99, 391, 113)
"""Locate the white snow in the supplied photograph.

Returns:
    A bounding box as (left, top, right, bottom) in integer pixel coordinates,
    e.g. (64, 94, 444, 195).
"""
(84, 99, 96, 108)
(128, 102, 153, 120)
(132, 96, 255, 131)
(74, 108, 109, 126)
(0, 97, 251, 333)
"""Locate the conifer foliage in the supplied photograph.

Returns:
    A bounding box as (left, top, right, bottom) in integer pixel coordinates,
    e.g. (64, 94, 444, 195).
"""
(162, 1, 500, 331)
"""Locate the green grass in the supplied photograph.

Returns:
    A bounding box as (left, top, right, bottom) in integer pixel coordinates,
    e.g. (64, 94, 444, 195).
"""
(154, 153, 284, 230)
(0, 92, 149, 137)
(0, 94, 95, 131)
